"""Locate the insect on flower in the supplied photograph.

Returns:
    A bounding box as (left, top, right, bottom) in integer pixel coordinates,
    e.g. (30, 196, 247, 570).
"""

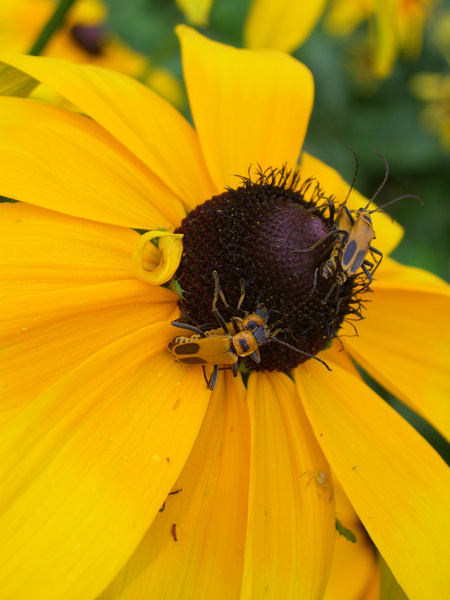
(169, 272, 331, 389)
(321, 154, 423, 289)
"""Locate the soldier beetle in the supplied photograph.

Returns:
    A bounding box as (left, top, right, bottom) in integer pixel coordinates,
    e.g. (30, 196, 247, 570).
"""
(321, 154, 422, 287)
(169, 272, 331, 389)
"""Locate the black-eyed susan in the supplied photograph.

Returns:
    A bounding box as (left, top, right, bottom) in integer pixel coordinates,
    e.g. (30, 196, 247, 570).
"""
(0, 26, 449, 600)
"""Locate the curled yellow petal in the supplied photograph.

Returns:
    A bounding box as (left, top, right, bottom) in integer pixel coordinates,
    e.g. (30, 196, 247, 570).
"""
(133, 230, 183, 285)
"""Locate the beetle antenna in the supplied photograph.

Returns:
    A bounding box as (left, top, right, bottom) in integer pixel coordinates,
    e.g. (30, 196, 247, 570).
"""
(369, 194, 423, 214)
(268, 305, 299, 330)
(269, 336, 332, 371)
(364, 153, 389, 210)
(343, 146, 359, 207)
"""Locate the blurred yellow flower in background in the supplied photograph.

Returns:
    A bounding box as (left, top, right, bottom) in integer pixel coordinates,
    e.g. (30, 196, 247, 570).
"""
(409, 9, 450, 151)
(325, 0, 435, 78)
(0, 0, 184, 107)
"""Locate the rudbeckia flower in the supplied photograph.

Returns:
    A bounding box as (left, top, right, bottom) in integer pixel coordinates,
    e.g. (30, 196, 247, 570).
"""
(0, 26, 449, 600)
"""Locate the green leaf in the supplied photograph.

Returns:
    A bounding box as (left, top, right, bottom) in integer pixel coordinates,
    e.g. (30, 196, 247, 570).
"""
(335, 518, 357, 543)
(168, 279, 184, 299)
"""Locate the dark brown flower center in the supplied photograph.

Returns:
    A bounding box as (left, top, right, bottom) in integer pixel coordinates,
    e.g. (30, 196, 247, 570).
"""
(70, 25, 104, 56)
(173, 168, 362, 372)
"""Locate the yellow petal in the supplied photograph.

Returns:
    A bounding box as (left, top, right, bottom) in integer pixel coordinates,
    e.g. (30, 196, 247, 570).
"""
(177, 25, 314, 191)
(0, 281, 177, 419)
(241, 372, 335, 599)
(0, 323, 211, 600)
(0, 54, 215, 212)
(99, 372, 250, 599)
(323, 476, 380, 599)
(373, 0, 397, 78)
(343, 258, 450, 440)
(296, 361, 450, 600)
(245, 0, 327, 53)
(0, 96, 183, 228)
(0, 202, 141, 297)
(324, 524, 379, 600)
(0, 64, 37, 96)
(373, 255, 448, 288)
(299, 152, 404, 255)
(175, 0, 213, 26)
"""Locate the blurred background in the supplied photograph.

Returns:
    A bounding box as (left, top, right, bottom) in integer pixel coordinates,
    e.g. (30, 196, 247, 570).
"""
(1, 0, 449, 458)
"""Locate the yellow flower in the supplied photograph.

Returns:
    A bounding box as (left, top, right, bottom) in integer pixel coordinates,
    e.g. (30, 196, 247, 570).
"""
(0, 26, 449, 600)
(410, 72, 450, 150)
(0, 0, 183, 107)
(325, 0, 435, 78)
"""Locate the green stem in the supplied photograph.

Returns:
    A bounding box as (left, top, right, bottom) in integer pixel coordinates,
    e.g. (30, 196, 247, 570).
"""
(28, 0, 78, 56)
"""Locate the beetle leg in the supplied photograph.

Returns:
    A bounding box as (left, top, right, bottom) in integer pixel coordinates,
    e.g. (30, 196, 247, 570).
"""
(322, 281, 337, 305)
(231, 316, 242, 334)
(367, 246, 383, 277)
(249, 348, 261, 364)
(309, 267, 318, 296)
(206, 365, 219, 390)
(212, 271, 235, 331)
(171, 320, 207, 337)
(213, 270, 246, 316)
(235, 279, 246, 312)
(368, 246, 383, 259)
(202, 365, 209, 387)
(341, 204, 354, 224)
